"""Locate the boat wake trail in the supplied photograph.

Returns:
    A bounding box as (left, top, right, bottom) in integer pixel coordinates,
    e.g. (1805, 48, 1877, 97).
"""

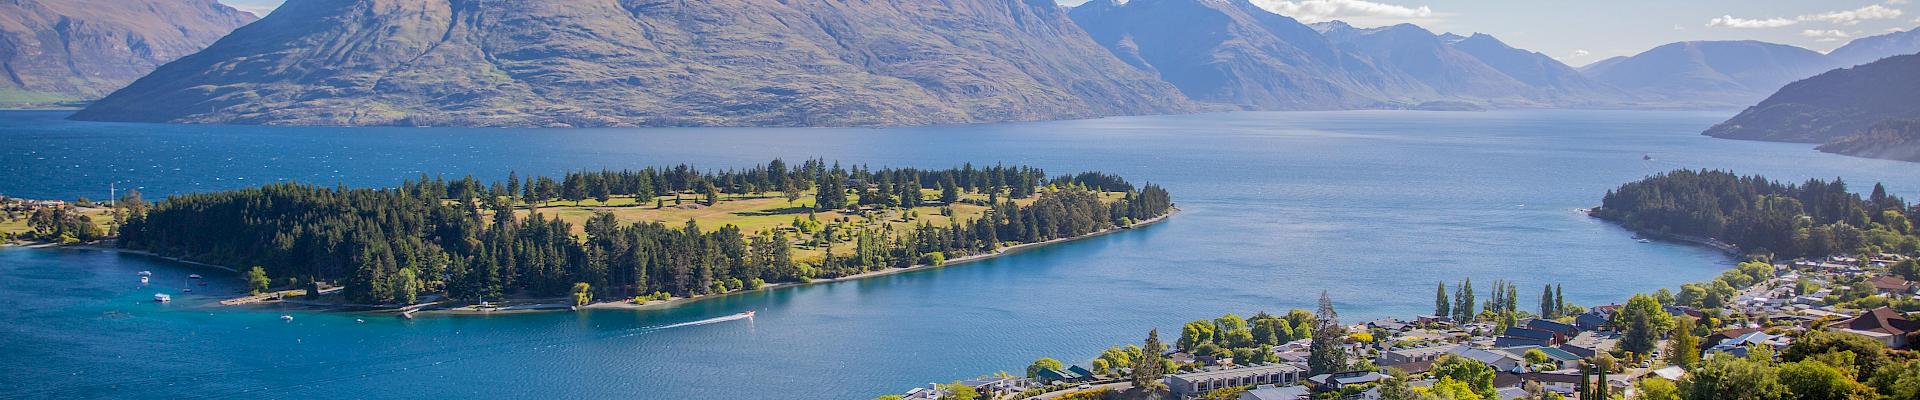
(608, 312, 754, 338)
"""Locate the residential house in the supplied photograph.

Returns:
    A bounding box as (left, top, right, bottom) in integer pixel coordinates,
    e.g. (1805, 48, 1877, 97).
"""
(1574, 312, 1612, 331)
(1169, 364, 1306, 399)
(1036, 366, 1090, 384)
(1494, 326, 1560, 348)
(1448, 346, 1524, 372)
(1870, 276, 1914, 296)
(1380, 345, 1455, 366)
(1305, 371, 1384, 392)
(1240, 385, 1311, 400)
(1705, 331, 1790, 358)
(1526, 319, 1580, 337)
(1497, 346, 1582, 370)
(1829, 307, 1920, 349)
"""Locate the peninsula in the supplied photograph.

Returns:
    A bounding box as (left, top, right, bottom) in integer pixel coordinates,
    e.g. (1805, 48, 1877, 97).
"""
(106, 160, 1175, 313)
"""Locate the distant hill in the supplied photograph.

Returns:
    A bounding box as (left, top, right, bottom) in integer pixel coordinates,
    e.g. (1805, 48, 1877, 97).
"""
(1816, 119, 1920, 162)
(1828, 27, 1920, 67)
(1580, 41, 1836, 108)
(0, 0, 256, 108)
(1704, 53, 1920, 144)
(1066, 0, 1626, 110)
(1066, 0, 1407, 110)
(72, 0, 1191, 127)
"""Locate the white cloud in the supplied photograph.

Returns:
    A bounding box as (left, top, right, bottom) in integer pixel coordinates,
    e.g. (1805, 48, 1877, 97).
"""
(1801, 29, 1853, 42)
(1570, 49, 1591, 58)
(1706, 15, 1797, 28)
(1706, 5, 1905, 29)
(1254, 0, 1437, 25)
(1799, 4, 1903, 25)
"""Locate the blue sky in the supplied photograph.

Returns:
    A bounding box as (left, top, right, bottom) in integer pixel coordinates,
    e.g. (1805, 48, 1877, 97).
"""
(221, 0, 1920, 66)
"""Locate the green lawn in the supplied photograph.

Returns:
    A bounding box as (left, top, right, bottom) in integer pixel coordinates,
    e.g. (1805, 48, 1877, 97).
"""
(501, 189, 1124, 263)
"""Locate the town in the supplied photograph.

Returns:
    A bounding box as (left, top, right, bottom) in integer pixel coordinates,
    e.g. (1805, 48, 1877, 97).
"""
(883, 253, 1920, 400)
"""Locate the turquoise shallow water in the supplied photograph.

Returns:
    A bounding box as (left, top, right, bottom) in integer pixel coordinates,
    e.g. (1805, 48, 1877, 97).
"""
(1, 109, 1916, 399)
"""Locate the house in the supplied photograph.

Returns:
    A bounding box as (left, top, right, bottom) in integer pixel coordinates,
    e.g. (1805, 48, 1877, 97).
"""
(901, 383, 945, 400)
(1650, 366, 1687, 381)
(1369, 319, 1411, 332)
(1494, 326, 1560, 348)
(1557, 331, 1618, 359)
(1829, 307, 1920, 349)
(1702, 328, 1762, 351)
(1036, 366, 1089, 384)
(1417, 315, 1454, 326)
(1870, 276, 1914, 296)
(1306, 371, 1384, 391)
(1449, 346, 1524, 372)
(1169, 364, 1306, 399)
(1526, 319, 1580, 336)
(1664, 306, 1706, 320)
(1705, 331, 1790, 357)
(1497, 346, 1582, 370)
(1380, 345, 1456, 366)
(1240, 385, 1311, 400)
(1574, 312, 1612, 331)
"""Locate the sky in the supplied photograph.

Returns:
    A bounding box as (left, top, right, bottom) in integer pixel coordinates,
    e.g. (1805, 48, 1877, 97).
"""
(222, 0, 1920, 66)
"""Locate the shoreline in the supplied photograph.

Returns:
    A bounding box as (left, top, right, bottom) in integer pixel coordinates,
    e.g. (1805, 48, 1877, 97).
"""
(11, 208, 1178, 316)
(582, 208, 1179, 312)
(1582, 208, 1742, 256)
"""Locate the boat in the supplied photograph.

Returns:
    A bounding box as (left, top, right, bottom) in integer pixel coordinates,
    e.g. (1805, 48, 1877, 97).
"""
(1643, 154, 1653, 161)
(137, 271, 152, 277)
(743, 310, 756, 318)
(400, 310, 416, 320)
(183, 288, 193, 293)
(154, 293, 171, 302)
(280, 315, 294, 322)
(188, 274, 202, 279)
(139, 276, 149, 284)
(1638, 238, 1653, 243)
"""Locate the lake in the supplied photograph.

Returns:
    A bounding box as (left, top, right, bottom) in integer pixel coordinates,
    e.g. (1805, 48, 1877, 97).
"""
(1, 109, 1915, 399)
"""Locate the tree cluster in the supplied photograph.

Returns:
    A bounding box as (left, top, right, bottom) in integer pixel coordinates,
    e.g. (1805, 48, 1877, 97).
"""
(1596, 169, 1918, 258)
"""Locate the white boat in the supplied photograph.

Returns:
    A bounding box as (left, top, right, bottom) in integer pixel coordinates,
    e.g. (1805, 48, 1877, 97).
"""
(139, 276, 149, 284)
(280, 315, 294, 322)
(188, 274, 203, 279)
(1637, 238, 1653, 243)
(154, 293, 171, 302)
(137, 271, 152, 277)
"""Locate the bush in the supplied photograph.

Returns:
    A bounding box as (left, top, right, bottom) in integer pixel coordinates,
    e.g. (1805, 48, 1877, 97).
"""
(922, 252, 946, 266)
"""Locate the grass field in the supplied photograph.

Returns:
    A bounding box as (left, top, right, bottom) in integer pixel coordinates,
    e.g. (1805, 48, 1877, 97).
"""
(502, 189, 1124, 262)
(1, 206, 115, 240)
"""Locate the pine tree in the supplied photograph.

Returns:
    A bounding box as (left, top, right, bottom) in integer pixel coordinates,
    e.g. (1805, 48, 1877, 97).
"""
(1435, 281, 1451, 318)
(1308, 291, 1349, 375)
(1134, 329, 1167, 391)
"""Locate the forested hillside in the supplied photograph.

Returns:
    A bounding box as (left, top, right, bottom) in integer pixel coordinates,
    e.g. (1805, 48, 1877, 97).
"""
(1594, 170, 1916, 258)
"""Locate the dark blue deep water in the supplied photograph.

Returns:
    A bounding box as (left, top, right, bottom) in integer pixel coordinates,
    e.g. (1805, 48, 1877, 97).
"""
(2, 109, 1915, 399)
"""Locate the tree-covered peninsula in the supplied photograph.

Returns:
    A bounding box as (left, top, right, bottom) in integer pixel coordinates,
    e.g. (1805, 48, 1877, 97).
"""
(116, 160, 1174, 306)
(1592, 169, 1917, 258)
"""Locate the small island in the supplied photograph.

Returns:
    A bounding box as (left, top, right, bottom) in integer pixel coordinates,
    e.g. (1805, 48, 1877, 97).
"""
(93, 159, 1174, 314)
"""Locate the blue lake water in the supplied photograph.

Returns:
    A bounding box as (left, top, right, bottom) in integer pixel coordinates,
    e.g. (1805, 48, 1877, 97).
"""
(1, 109, 1916, 399)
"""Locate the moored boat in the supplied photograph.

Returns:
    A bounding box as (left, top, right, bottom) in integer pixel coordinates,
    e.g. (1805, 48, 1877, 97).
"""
(154, 293, 171, 302)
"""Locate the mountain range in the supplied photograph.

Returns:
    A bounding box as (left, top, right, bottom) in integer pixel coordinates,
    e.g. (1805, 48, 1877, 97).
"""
(72, 0, 1191, 127)
(36, 0, 1920, 128)
(0, 0, 256, 108)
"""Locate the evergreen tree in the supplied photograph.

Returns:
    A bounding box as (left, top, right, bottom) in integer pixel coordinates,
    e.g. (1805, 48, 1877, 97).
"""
(1435, 281, 1450, 318)
(1134, 328, 1168, 393)
(1308, 291, 1349, 375)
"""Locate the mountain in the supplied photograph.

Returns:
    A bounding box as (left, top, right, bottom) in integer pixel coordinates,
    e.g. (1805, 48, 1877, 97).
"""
(1066, 0, 1409, 110)
(1447, 33, 1628, 105)
(0, 0, 256, 107)
(1314, 22, 1537, 103)
(1704, 53, 1920, 145)
(1066, 0, 1624, 110)
(72, 0, 1191, 127)
(1816, 119, 1920, 162)
(1579, 41, 1836, 108)
(1828, 27, 1920, 67)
